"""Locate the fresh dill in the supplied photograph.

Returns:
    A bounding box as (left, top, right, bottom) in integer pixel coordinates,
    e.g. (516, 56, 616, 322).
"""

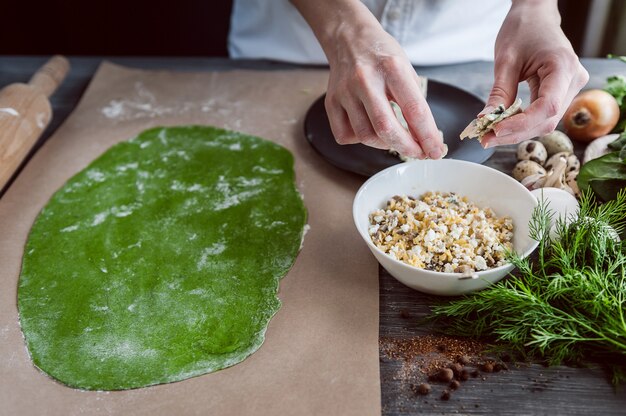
(431, 189, 626, 384)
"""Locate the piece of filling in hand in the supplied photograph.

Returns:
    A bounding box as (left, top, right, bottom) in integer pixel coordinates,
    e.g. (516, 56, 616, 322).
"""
(389, 101, 448, 161)
(387, 77, 448, 161)
(460, 98, 523, 142)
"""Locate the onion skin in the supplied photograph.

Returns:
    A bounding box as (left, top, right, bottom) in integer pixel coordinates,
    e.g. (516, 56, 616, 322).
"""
(563, 90, 620, 143)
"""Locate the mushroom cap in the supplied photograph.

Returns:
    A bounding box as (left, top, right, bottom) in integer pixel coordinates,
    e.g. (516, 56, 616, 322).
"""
(545, 152, 580, 173)
(582, 134, 620, 164)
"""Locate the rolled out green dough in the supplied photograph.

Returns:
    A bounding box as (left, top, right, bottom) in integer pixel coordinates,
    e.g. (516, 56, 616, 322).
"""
(18, 126, 307, 390)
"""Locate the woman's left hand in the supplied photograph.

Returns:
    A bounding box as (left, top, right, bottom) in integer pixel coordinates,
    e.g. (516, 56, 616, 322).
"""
(480, 0, 589, 148)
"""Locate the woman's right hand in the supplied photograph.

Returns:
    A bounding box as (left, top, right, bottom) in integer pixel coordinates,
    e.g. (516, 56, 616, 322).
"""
(292, 0, 445, 159)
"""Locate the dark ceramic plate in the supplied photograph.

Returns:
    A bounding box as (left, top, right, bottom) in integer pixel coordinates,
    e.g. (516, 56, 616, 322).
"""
(303, 80, 494, 177)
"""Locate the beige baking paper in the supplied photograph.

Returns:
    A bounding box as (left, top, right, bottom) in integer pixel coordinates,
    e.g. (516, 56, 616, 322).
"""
(0, 62, 380, 415)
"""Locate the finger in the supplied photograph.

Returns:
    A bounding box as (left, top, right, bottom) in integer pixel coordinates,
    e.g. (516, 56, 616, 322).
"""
(527, 75, 539, 103)
(386, 71, 444, 159)
(325, 96, 359, 145)
(482, 63, 589, 149)
(481, 115, 560, 147)
(480, 59, 520, 116)
(358, 85, 426, 159)
(343, 100, 388, 149)
(481, 77, 581, 149)
(493, 65, 571, 137)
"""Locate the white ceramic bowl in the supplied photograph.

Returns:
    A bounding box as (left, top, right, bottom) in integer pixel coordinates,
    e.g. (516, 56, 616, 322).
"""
(353, 159, 540, 296)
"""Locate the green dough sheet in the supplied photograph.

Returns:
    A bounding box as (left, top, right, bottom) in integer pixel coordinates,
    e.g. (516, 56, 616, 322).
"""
(18, 126, 307, 390)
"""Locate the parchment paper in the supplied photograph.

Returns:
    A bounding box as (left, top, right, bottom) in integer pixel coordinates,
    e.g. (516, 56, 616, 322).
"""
(0, 62, 380, 415)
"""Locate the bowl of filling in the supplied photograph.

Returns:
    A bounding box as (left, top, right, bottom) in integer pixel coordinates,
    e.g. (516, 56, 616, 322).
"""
(353, 159, 540, 295)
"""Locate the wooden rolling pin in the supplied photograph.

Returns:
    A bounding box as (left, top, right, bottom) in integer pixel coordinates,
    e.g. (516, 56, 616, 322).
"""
(0, 55, 70, 191)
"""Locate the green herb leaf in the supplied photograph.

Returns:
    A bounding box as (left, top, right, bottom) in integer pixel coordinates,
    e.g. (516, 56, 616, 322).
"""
(608, 132, 626, 151)
(607, 54, 626, 64)
(605, 74, 626, 133)
(577, 151, 626, 202)
(605, 75, 626, 108)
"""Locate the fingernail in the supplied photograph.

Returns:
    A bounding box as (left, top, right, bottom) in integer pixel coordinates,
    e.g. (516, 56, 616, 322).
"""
(478, 106, 495, 117)
(429, 149, 441, 159)
(482, 141, 493, 149)
(495, 128, 511, 137)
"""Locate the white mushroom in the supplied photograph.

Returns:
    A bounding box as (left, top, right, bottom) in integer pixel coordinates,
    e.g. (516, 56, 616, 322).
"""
(512, 160, 546, 181)
(545, 152, 580, 174)
(538, 131, 574, 156)
(521, 172, 547, 190)
(582, 133, 620, 164)
(566, 170, 580, 197)
(542, 157, 576, 196)
(516, 140, 548, 165)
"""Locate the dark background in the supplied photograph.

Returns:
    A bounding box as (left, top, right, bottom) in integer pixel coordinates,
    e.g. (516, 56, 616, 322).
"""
(2, 0, 233, 56)
(0, 0, 599, 58)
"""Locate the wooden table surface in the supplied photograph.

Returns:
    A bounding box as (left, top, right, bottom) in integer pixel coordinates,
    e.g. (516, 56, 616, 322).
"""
(1, 56, 625, 414)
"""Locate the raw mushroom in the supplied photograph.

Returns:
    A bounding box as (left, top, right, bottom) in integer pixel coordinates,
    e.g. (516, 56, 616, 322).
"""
(512, 160, 546, 181)
(582, 133, 620, 164)
(543, 158, 576, 196)
(545, 152, 580, 174)
(521, 172, 547, 190)
(538, 131, 574, 156)
(516, 140, 548, 164)
(566, 170, 580, 197)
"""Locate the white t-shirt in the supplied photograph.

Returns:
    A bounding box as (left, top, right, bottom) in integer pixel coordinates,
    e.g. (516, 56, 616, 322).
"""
(229, 0, 511, 65)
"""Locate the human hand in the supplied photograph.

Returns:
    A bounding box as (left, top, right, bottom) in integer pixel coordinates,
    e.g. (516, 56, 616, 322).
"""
(480, 0, 589, 148)
(292, 0, 445, 159)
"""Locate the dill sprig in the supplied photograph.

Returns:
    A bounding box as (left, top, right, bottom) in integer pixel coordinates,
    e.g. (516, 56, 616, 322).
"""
(431, 189, 626, 384)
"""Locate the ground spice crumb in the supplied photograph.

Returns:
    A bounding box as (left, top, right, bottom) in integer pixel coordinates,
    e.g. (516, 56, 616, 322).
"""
(437, 368, 454, 382)
(460, 370, 470, 381)
(400, 309, 411, 319)
(380, 335, 485, 375)
(481, 362, 494, 373)
(441, 390, 451, 401)
(450, 380, 461, 390)
(458, 355, 471, 365)
(379, 335, 493, 398)
(417, 383, 431, 395)
(449, 362, 463, 376)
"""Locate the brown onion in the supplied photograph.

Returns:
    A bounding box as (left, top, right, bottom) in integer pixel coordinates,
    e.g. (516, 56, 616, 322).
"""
(563, 89, 620, 142)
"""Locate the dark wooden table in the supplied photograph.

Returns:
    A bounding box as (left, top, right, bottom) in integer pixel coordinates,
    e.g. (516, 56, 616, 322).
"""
(2, 56, 625, 415)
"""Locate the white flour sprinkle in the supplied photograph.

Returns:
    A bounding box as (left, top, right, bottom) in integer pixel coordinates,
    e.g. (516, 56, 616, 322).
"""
(252, 166, 284, 175)
(0, 108, 19, 117)
(300, 224, 311, 249)
(86, 169, 106, 183)
(100, 82, 243, 122)
(197, 242, 227, 271)
(35, 112, 47, 129)
(91, 212, 109, 226)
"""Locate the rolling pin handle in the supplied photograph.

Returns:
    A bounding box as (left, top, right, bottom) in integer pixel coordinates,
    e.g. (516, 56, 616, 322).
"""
(28, 55, 70, 98)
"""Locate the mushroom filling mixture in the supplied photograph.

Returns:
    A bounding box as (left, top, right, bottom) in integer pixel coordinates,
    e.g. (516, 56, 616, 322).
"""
(369, 192, 514, 273)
